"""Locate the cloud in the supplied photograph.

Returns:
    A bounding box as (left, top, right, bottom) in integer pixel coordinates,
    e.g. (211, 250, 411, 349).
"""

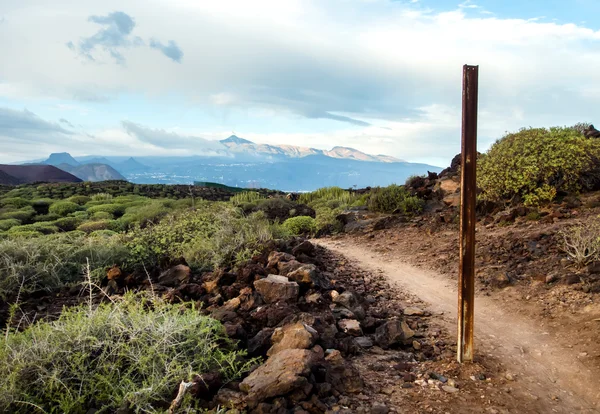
(68, 11, 182, 64)
(122, 120, 225, 153)
(0, 107, 73, 142)
(1, 0, 600, 163)
(59, 118, 74, 127)
(149, 39, 183, 62)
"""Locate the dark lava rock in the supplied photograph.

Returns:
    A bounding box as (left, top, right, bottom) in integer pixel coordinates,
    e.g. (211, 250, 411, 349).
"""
(157, 264, 191, 287)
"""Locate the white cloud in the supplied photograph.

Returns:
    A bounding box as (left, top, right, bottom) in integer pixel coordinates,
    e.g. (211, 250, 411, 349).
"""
(0, 0, 599, 165)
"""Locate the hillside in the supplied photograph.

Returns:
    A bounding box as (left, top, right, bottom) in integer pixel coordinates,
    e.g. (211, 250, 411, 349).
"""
(0, 170, 22, 185)
(0, 164, 81, 184)
(56, 163, 126, 182)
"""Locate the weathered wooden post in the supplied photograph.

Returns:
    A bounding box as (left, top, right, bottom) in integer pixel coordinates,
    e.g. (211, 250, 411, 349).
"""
(457, 64, 478, 363)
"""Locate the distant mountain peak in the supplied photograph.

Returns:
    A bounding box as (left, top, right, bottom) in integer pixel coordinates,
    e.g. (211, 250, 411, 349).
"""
(221, 135, 254, 145)
(45, 152, 80, 167)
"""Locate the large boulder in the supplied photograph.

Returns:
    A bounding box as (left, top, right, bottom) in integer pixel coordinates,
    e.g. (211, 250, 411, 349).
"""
(240, 348, 322, 408)
(254, 275, 300, 304)
(267, 322, 319, 356)
(374, 319, 415, 348)
(158, 264, 191, 287)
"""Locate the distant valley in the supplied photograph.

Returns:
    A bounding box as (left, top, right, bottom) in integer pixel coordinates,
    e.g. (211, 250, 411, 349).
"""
(9, 135, 441, 191)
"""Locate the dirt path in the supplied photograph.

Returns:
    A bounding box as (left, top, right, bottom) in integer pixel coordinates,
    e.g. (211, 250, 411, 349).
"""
(317, 238, 600, 414)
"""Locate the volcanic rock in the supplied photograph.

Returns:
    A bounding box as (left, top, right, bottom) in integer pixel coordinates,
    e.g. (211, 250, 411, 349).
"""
(158, 264, 190, 287)
(254, 275, 299, 304)
(374, 319, 415, 348)
(268, 322, 319, 357)
(240, 348, 322, 408)
(338, 319, 362, 336)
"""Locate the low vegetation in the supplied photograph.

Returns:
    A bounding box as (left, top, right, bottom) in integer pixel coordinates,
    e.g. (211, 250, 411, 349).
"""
(559, 219, 600, 267)
(0, 293, 254, 413)
(478, 126, 600, 206)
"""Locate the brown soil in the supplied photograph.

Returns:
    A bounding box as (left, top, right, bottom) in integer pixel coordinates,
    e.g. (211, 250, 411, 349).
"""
(316, 197, 600, 413)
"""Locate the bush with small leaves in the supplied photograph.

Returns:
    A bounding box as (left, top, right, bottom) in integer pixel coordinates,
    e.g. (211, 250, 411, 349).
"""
(0, 207, 36, 222)
(0, 219, 20, 231)
(77, 220, 116, 233)
(86, 203, 126, 217)
(478, 127, 600, 204)
(0, 197, 31, 209)
(67, 195, 91, 205)
(49, 201, 81, 217)
(283, 216, 317, 236)
(53, 217, 83, 232)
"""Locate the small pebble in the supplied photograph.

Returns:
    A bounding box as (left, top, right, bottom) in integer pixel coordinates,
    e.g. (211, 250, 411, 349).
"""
(442, 386, 459, 393)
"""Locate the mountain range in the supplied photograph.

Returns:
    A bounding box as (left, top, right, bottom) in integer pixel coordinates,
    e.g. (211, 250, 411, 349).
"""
(11, 135, 442, 191)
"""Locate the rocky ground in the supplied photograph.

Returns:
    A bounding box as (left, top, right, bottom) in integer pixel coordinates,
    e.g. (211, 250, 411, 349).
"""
(2, 235, 574, 413)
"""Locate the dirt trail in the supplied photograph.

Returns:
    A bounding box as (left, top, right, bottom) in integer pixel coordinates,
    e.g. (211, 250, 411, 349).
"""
(317, 238, 600, 414)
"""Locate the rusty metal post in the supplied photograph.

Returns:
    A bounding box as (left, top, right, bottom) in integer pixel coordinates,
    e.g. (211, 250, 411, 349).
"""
(457, 65, 478, 363)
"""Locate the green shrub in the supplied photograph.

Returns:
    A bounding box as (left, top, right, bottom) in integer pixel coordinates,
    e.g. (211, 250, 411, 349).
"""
(49, 201, 81, 217)
(8, 223, 59, 235)
(478, 127, 600, 204)
(119, 201, 171, 228)
(283, 216, 317, 236)
(0, 207, 36, 222)
(299, 187, 355, 205)
(32, 213, 61, 222)
(0, 197, 31, 209)
(5, 230, 42, 238)
(90, 192, 113, 202)
(54, 217, 84, 232)
(0, 294, 254, 413)
(67, 195, 91, 205)
(231, 191, 264, 206)
(368, 185, 424, 214)
(125, 205, 281, 270)
(77, 220, 116, 233)
(0, 233, 131, 299)
(91, 211, 113, 220)
(70, 210, 89, 220)
(89, 229, 117, 238)
(87, 203, 127, 217)
(0, 219, 20, 231)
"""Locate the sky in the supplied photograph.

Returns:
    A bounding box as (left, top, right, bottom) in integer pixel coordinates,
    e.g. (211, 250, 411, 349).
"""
(1, 0, 599, 167)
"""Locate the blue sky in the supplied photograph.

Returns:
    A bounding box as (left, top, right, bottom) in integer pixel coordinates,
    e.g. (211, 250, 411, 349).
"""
(1, 0, 599, 167)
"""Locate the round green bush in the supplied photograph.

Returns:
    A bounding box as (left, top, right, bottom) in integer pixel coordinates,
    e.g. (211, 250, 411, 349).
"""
(49, 201, 81, 217)
(9, 223, 59, 235)
(283, 216, 317, 235)
(0, 219, 20, 231)
(86, 204, 126, 217)
(0, 207, 36, 222)
(91, 211, 113, 220)
(0, 197, 31, 209)
(478, 127, 600, 205)
(53, 217, 83, 232)
(67, 195, 91, 205)
(77, 220, 116, 233)
(32, 213, 61, 222)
